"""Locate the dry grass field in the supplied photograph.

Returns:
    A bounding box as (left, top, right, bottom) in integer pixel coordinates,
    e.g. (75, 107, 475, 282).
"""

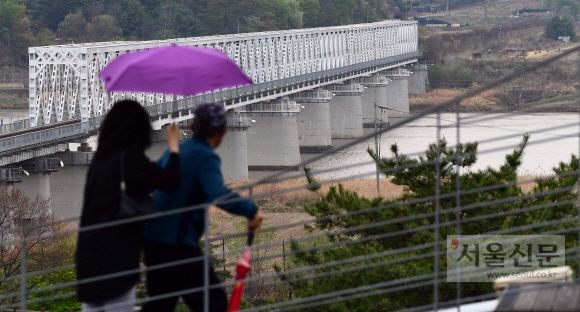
(422, 0, 547, 28)
(211, 178, 405, 238)
(409, 88, 510, 112)
(211, 175, 538, 239)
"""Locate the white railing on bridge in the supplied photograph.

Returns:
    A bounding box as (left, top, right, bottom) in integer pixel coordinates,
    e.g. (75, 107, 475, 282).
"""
(324, 83, 365, 93)
(28, 20, 418, 126)
(383, 68, 411, 77)
(288, 89, 333, 101)
(237, 101, 302, 114)
(143, 98, 195, 118)
(353, 76, 389, 86)
(226, 114, 253, 130)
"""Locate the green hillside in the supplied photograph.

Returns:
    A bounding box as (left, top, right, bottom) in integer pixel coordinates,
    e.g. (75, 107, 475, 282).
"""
(1, 0, 392, 66)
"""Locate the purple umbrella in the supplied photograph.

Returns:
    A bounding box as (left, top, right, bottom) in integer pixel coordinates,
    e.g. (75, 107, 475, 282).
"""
(98, 44, 253, 96)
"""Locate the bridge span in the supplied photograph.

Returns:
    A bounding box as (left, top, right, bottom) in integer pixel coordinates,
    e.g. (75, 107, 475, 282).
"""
(0, 20, 422, 181)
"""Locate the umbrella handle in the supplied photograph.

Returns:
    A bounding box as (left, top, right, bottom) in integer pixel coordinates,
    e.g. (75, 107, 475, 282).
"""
(247, 228, 255, 246)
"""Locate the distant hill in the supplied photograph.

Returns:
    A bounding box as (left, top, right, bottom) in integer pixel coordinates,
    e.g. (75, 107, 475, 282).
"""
(2, 0, 392, 68)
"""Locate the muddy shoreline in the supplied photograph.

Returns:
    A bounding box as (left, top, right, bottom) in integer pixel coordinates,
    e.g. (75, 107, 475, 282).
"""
(410, 101, 580, 114)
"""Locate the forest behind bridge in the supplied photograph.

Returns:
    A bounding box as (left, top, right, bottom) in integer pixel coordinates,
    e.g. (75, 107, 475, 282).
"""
(1, 0, 394, 66)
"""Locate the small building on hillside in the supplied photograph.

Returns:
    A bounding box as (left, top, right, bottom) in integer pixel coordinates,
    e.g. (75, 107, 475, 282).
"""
(503, 47, 527, 58)
(558, 36, 571, 42)
(414, 5, 431, 13)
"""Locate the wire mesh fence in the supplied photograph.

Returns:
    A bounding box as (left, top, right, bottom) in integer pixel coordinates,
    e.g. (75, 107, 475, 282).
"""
(1, 47, 580, 312)
(0, 73, 27, 88)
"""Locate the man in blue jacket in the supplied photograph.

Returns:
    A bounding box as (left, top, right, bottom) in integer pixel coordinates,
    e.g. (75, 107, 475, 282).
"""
(143, 103, 264, 312)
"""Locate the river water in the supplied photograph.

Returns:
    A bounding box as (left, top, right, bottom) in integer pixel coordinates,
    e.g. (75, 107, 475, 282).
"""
(305, 112, 580, 180)
(7, 112, 580, 220)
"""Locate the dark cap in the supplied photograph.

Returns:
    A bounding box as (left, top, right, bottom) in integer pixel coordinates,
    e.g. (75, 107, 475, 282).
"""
(194, 103, 226, 128)
(193, 103, 227, 136)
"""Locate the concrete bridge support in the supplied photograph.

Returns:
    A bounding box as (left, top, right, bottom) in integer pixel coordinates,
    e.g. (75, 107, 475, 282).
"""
(215, 112, 252, 181)
(383, 69, 411, 119)
(20, 172, 51, 202)
(325, 83, 364, 138)
(241, 99, 302, 170)
(16, 157, 61, 208)
(288, 90, 333, 152)
(408, 64, 429, 95)
(353, 76, 389, 128)
(77, 138, 93, 152)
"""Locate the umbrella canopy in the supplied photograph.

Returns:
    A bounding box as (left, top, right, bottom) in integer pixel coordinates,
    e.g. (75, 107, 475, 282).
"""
(98, 44, 252, 96)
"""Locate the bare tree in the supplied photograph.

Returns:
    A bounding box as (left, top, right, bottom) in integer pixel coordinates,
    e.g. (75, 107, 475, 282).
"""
(0, 184, 66, 306)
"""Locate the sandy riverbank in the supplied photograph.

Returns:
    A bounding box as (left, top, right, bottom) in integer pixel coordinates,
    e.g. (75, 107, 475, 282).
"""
(410, 91, 579, 114)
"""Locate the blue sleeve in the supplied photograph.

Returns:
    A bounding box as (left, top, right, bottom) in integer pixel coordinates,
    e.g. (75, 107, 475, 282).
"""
(200, 154, 258, 218)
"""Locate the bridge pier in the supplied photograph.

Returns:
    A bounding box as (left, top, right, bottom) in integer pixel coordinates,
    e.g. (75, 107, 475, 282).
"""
(383, 68, 411, 119)
(353, 75, 389, 128)
(20, 172, 51, 202)
(215, 112, 252, 181)
(16, 157, 61, 207)
(289, 89, 333, 152)
(325, 83, 364, 138)
(77, 139, 92, 152)
(408, 64, 428, 95)
(241, 99, 302, 170)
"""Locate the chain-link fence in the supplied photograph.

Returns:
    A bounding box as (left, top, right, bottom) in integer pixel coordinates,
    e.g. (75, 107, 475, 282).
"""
(0, 73, 27, 89)
(1, 47, 580, 312)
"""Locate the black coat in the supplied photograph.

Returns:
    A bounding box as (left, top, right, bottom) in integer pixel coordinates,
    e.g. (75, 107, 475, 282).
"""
(76, 147, 180, 303)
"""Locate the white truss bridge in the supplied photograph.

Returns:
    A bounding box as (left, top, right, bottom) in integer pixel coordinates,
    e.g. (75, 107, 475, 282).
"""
(0, 20, 420, 165)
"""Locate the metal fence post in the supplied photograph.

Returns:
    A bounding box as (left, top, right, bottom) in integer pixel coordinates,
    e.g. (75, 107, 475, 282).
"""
(248, 185, 254, 308)
(455, 101, 462, 311)
(204, 204, 210, 312)
(20, 224, 27, 312)
(577, 50, 580, 282)
(434, 111, 441, 311)
(283, 238, 291, 299)
(374, 88, 380, 196)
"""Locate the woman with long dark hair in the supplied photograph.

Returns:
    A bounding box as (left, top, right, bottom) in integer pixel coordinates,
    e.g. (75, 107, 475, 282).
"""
(76, 100, 181, 311)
